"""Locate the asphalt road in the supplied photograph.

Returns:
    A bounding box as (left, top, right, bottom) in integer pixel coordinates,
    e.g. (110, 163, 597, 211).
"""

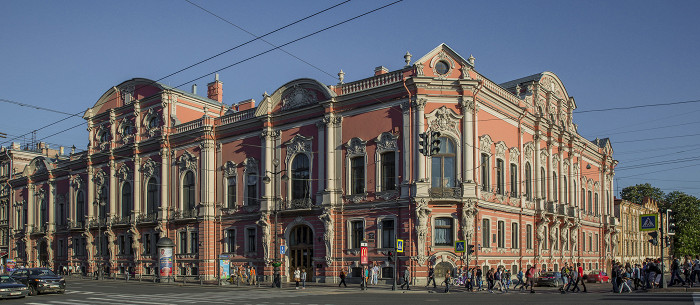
(2, 278, 698, 305)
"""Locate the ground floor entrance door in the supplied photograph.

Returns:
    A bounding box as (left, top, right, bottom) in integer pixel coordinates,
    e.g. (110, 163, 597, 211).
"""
(288, 225, 313, 281)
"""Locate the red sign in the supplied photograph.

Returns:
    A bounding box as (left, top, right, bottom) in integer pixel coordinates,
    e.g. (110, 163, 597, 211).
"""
(360, 243, 368, 265)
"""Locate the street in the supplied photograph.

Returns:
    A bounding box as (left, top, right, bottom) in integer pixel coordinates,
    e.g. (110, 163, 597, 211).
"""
(2, 278, 698, 305)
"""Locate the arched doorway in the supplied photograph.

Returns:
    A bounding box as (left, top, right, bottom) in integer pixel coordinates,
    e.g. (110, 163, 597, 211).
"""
(288, 225, 313, 281)
(434, 261, 454, 280)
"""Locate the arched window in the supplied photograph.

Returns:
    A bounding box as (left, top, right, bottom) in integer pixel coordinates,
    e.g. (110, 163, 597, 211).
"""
(573, 181, 577, 206)
(594, 193, 599, 216)
(350, 156, 365, 195)
(226, 177, 236, 209)
(581, 188, 586, 211)
(76, 190, 85, 224)
(121, 182, 132, 218)
(146, 177, 158, 215)
(482, 218, 491, 247)
(479, 153, 490, 191)
(588, 190, 593, 214)
(552, 172, 558, 202)
(291, 154, 310, 202)
(511, 222, 519, 249)
(148, 117, 159, 129)
(525, 162, 532, 200)
(496, 159, 504, 195)
(510, 163, 518, 197)
(183, 171, 196, 210)
(540, 167, 546, 200)
(432, 137, 457, 188)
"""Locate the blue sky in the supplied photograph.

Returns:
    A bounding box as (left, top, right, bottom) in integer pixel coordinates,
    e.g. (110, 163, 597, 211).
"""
(2, 0, 699, 198)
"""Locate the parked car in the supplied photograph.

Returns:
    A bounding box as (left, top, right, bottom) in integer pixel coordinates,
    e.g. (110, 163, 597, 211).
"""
(586, 270, 610, 283)
(10, 268, 65, 296)
(0, 275, 29, 299)
(536, 271, 563, 287)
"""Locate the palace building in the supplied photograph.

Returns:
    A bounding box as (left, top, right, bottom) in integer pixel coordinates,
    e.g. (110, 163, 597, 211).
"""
(2, 43, 619, 282)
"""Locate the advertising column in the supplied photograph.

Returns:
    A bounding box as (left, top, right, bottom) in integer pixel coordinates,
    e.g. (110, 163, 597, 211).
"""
(156, 237, 175, 283)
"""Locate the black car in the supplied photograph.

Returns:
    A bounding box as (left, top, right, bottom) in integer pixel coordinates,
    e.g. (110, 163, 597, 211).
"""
(11, 268, 65, 295)
(0, 275, 29, 299)
(536, 271, 563, 287)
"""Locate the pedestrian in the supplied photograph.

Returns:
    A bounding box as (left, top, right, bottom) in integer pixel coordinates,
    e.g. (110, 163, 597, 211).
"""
(692, 255, 700, 287)
(632, 264, 641, 290)
(400, 267, 411, 290)
(294, 267, 301, 290)
(527, 265, 537, 293)
(338, 270, 347, 288)
(619, 267, 632, 293)
(577, 263, 587, 292)
(669, 258, 686, 286)
(372, 264, 379, 285)
(443, 271, 451, 293)
(504, 269, 511, 292)
(465, 267, 473, 291)
(476, 267, 483, 291)
(426, 265, 436, 288)
(301, 268, 307, 289)
(361, 266, 368, 290)
(250, 266, 257, 285)
(487, 268, 495, 293)
(568, 267, 580, 292)
(515, 267, 525, 291)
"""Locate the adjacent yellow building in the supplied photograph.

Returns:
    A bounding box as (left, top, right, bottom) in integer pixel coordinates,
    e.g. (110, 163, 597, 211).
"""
(614, 197, 661, 264)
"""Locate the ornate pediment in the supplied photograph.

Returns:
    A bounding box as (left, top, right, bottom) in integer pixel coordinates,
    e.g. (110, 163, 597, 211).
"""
(70, 175, 83, 190)
(479, 134, 493, 154)
(280, 85, 318, 111)
(495, 141, 507, 159)
(345, 138, 367, 156)
(178, 151, 197, 172)
(243, 158, 258, 174)
(93, 169, 107, 190)
(509, 147, 520, 162)
(375, 132, 399, 152)
(116, 164, 132, 182)
(426, 106, 462, 136)
(141, 159, 157, 178)
(223, 161, 237, 177)
(285, 134, 313, 164)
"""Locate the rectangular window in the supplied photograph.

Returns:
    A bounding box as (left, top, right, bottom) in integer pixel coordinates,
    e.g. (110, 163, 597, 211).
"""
(540, 168, 547, 201)
(247, 228, 256, 253)
(190, 231, 198, 253)
(526, 224, 532, 249)
(380, 152, 396, 191)
(542, 226, 547, 249)
(525, 163, 532, 200)
(553, 227, 558, 250)
(496, 159, 504, 195)
(510, 163, 518, 196)
(380, 219, 395, 249)
(350, 157, 365, 194)
(180, 231, 188, 254)
(227, 177, 236, 209)
(119, 235, 126, 255)
(227, 229, 236, 253)
(435, 218, 453, 246)
(588, 234, 593, 252)
(481, 154, 490, 192)
(552, 172, 558, 202)
(144, 234, 151, 255)
(497, 221, 505, 248)
(246, 174, 258, 206)
(511, 223, 519, 249)
(350, 220, 364, 249)
(482, 219, 490, 247)
(594, 233, 599, 252)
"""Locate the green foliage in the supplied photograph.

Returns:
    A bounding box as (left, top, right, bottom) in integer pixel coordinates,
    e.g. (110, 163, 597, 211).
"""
(665, 191, 700, 257)
(620, 183, 665, 205)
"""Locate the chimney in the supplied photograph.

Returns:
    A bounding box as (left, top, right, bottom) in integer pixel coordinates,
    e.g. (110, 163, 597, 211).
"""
(11, 142, 20, 150)
(237, 99, 255, 111)
(192, 84, 198, 95)
(207, 74, 223, 102)
(374, 66, 389, 76)
(60, 146, 65, 155)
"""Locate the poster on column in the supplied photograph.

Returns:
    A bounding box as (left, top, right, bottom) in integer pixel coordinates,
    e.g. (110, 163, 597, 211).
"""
(159, 248, 173, 277)
(219, 259, 230, 280)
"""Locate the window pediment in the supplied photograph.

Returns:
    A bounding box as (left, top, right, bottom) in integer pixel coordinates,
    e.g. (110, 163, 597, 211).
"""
(345, 137, 367, 156)
(479, 135, 493, 154)
(427, 106, 462, 136)
(178, 151, 197, 172)
(375, 132, 398, 152)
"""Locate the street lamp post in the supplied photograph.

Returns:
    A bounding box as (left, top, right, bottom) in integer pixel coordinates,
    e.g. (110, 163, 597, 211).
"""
(93, 200, 105, 280)
(263, 159, 288, 289)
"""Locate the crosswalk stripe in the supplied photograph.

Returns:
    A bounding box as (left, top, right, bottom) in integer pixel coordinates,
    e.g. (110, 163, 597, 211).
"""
(86, 296, 171, 305)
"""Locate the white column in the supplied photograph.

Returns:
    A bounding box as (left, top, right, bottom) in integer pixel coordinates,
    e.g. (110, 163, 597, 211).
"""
(160, 148, 169, 220)
(414, 98, 426, 181)
(48, 182, 55, 231)
(200, 125, 216, 217)
(400, 102, 411, 197)
(261, 128, 274, 211)
(133, 155, 141, 217)
(109, 160, 116, 217)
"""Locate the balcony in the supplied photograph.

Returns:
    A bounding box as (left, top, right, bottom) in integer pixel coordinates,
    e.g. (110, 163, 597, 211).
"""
(429, 187, 462, 199)
(29, 226, 46, 236)
(546, 202, 556, 214)
(136, 213, 158, 225)
(567, 206, 577, 218)
(69, 221, 85, 231)
(111, 215, 132, 227)
(171, 208, 197, 221)
(88, 219, 108, 229)
(288, 198, 313, 210)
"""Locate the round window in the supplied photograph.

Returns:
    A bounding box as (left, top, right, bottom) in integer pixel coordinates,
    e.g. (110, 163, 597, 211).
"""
(435, 61, 449, 75)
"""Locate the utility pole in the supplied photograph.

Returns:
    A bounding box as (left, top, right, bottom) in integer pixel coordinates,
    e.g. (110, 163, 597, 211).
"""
(660, 210, 666, 288)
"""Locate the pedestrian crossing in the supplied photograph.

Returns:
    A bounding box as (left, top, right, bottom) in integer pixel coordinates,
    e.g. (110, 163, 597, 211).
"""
(22, 289, 339, 305)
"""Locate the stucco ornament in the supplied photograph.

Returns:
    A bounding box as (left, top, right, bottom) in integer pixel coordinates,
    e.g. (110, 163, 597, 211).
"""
(426, 106, 462, 136)
(536, 215, 548, 253)
(178, 151, 197, 172)
(281, 85, 318, 111)
(140, 159, 157, 178)
(415, 199, 432, 265)
(375, 132, 399, 151)
(345, 138, 367, 156)
(570, 223, 579, 251)
(415, 63, 424, 76)
(318, 208, 335, 266)
(257, 214, 271, 265)
(223, 161, 237, 177)
(116, 165, 132, 182)
(495, 141, 507, 159)
(460, 201, 477, 242)
(93, 170, 107, 195)
(284, 134, 313, 166)
(548, 220, 558, 255)
(560, 224, 569, 250)
(479, 135, 493, 154)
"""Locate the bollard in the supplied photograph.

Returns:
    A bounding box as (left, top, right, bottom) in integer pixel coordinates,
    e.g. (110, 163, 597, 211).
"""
(200, 278, 203, 286)
(183, 276, 187, 285)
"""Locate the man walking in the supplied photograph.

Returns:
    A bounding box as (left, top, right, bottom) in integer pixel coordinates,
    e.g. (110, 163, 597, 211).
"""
(426, 265, 436, 288)
(577, 263, 587, 292)
(526, 265, 537, 293)
(400, 267, 411, 290)
(338, 270, 347, 287)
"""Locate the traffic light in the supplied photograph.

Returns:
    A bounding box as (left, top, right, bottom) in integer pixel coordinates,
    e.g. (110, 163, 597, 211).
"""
(387, 251, 393, 263)
(666, 209, 677, 236)
(418, 133, 429, 157)
(429, 131, 441, 156)
(665, 236, 671, 247)
(648, 231, 659, 246)
(467, 245, 475, 255)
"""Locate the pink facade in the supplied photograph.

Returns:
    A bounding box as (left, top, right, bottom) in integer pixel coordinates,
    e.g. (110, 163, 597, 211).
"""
(4, 44, 619, 282)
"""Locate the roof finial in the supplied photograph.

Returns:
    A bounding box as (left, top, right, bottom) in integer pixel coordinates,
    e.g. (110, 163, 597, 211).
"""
(404, 51, 412, 67)
(468, 54, 475, 67)
(338, 69, 345, 84)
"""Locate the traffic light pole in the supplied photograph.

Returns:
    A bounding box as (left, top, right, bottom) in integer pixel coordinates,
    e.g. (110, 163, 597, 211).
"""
(392, 247, 397, 291)
(660, 211, 666, 288)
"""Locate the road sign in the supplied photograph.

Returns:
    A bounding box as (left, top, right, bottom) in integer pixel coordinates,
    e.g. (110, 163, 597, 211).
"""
(455, 240, 465, 253)
(280, 245, 286, 254)
(396, 239, 404, 253)
(360, 244, 368, 265)
(640, 214, 658, 231)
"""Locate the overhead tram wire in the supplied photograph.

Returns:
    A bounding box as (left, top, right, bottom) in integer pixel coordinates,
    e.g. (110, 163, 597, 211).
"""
(574, 98, 700, 114)
(184, 0, 343, 81)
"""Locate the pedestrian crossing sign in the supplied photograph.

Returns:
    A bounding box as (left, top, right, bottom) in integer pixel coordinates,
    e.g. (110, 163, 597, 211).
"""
(640, 214, 658, 231)
(396, 239, 404, 253)
(455, 240, 465, 253)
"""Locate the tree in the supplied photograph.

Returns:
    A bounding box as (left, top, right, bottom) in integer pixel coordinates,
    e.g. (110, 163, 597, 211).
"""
(620, 183, 664, 205)
(665, 191, 700, 257)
